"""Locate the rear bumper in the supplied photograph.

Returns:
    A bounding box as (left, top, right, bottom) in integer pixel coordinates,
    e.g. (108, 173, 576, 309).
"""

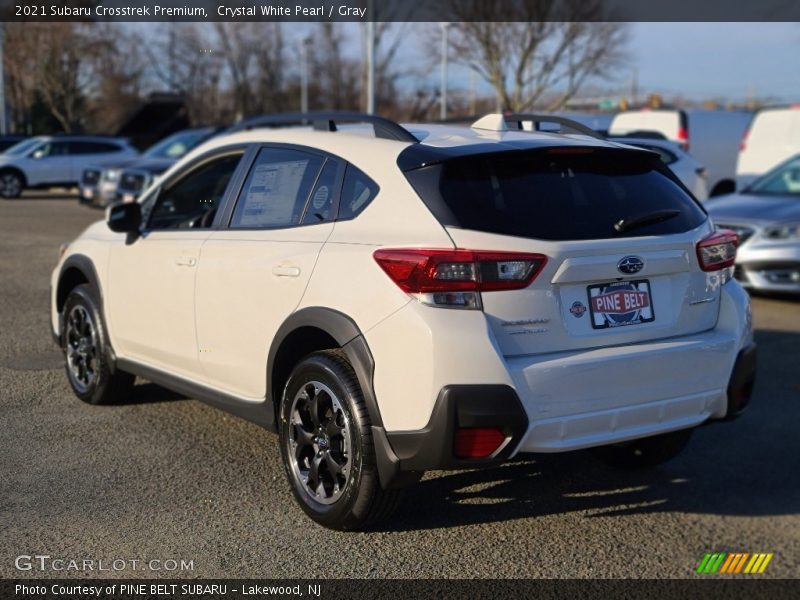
(385, 385, 528, 472)
(726, 343, 757, 418)
(371, 282, 753, 485)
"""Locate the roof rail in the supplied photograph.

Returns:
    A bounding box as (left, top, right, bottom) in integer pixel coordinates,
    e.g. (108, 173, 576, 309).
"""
(226, 111, 419, 143)
(503, 113, 605, 140)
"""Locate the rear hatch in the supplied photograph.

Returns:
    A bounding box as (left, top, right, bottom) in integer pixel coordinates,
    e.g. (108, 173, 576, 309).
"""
(404, 146, 719, 356)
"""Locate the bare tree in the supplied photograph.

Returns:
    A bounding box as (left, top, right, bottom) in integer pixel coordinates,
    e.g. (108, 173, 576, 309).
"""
(310, 23, 360, 111)
(359, 18, 413, 115)
(83, 24, 146, 133)
(144, 23, 228, 125)
(444, 0, 628, 112)
(3, 23, 97, 132)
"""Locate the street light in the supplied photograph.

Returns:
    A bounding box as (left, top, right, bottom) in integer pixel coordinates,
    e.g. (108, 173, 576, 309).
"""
(299, 37, 312, 114)
(366, 0, 376, 114)
(439, 22, 450, 120)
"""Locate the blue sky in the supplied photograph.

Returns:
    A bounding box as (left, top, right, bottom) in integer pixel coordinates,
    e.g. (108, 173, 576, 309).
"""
(415, 22, 800, 103)
(629, 23, 800, 100)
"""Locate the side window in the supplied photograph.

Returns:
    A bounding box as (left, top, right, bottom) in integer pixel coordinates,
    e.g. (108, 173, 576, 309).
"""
(147, 153, 243, 230)
(70, 141, 117, 154)
(230, 147, 323, 229)
(37, 141, 70, 157)
(301, 159, 339, 225)
(338, 165, 379, 220)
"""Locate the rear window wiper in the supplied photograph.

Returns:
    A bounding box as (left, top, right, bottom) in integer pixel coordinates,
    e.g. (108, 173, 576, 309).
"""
(613, 209, 680, 234)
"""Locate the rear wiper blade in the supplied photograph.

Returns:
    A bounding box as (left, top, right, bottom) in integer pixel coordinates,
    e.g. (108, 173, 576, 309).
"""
(614, 209, 680, 234)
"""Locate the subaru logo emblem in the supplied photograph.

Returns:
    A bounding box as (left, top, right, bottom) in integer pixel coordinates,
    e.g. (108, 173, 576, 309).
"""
(617, 256, 644, 275)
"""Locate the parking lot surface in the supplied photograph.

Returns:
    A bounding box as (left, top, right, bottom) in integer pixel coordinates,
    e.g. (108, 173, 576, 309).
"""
(1, 194, 798, 578)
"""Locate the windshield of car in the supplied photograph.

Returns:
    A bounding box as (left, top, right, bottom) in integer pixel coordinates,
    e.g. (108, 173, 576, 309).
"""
(404, 148, 706, 241)
(4, 138, 43, 156)
(746, 156, 800, 195)
(143, 130, 212, 159)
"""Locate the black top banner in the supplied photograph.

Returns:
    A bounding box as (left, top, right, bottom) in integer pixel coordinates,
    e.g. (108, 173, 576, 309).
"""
(2, 0, 800, 22)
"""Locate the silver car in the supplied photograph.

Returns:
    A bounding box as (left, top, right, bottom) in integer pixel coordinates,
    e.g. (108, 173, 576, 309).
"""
(706, 154, 800, 293)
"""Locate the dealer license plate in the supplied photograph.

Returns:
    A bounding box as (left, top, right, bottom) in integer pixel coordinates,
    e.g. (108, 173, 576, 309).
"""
(587, 279, 655, 329)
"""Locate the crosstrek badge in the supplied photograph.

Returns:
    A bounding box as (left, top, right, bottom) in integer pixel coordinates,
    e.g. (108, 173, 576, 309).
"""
(588, 280, 655, 329)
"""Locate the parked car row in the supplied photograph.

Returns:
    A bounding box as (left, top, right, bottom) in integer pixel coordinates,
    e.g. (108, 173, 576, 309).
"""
(79, 127, 220, 208)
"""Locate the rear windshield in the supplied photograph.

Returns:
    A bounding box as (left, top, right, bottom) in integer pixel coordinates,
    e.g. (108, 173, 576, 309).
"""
(404, 148, 706, 241)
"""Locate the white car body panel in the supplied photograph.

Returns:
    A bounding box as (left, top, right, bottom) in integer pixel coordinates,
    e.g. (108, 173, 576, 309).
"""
(195, 223, 334, 399)
(737, 108, 800, 189)
(609, 110, 682, 143)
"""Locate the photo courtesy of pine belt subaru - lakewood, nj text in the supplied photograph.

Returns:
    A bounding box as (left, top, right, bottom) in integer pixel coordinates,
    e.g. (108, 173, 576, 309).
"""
(50, 112, 757, 530)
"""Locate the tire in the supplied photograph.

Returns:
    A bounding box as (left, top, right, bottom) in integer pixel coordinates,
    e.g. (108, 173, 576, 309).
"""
(591, 428, 693, 469)
(0, 170, 24, 198)
(62, 284, 135, 405)
(278, 349, 400, 530)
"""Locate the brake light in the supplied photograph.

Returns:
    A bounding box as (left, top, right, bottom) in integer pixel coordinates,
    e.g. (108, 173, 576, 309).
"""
(739, 128, 749, 152)
(373, 248, 547, 309)
(696, 229, 738, 272)
(454, 428, 506, 459)
(677, 127, 689, 151)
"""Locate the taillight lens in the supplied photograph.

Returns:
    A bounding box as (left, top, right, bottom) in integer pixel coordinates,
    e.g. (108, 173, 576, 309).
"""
(454, 428, 506, 459)
(373, 248, 547, 309)
(739, 128, 749, 152)
(677, 127, 689, 151)
(697, 229, 738, 272)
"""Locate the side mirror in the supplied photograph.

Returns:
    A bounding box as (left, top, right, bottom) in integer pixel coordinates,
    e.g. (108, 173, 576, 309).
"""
(32, 149, 45, 159)
(107, 202, 141, 234)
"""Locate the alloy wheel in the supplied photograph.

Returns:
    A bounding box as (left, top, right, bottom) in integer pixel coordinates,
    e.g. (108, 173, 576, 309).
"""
(65, 305, 98, 393)
(286, 380, 352, 505)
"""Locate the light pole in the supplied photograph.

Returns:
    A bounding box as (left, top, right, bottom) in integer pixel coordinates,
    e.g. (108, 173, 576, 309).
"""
(0, 23, 6, 134)
(366, 20, 376, 114)
(299, 37, 312, 114)
(439, 22, 450, 120)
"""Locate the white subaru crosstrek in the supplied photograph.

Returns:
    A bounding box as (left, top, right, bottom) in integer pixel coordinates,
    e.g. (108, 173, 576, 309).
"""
(50, 112, 756, 530)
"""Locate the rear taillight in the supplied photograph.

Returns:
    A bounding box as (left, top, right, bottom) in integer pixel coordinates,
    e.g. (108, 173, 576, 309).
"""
(373, 248, 547, 309)
(696, 229, 738, 272)
(739, 128, 749, 152)
(677, 127, 689, 151)
(454, 428, 506, 459)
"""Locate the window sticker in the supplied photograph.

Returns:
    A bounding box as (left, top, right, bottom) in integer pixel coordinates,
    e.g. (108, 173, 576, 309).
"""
(238, 159, 308, 227)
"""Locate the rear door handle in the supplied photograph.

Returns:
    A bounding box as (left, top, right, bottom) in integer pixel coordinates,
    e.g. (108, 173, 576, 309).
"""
(175, 256, 197, 267)
(272, 265, 301, 277)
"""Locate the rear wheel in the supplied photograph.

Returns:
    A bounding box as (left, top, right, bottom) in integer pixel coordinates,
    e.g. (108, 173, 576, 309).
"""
(0, 170, 24, 198)
(591, 428, 693, 468)
(278, 350, 400, 530)
(62, 284, 134, 405)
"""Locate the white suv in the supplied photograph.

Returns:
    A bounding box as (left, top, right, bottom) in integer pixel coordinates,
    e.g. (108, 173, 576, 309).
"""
(51, 112, 756, 530)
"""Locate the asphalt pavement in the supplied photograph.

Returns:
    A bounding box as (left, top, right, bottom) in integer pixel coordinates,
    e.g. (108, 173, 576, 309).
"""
(1, 193, 798, 579)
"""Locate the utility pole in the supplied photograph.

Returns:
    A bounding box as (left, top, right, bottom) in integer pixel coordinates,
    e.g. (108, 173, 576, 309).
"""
(365, 0, 376, 114)
(299, 37, 311, 113)
(0, 23, 6, 134)
(439, 22, 450, 120)
(469, 69, 476, 116)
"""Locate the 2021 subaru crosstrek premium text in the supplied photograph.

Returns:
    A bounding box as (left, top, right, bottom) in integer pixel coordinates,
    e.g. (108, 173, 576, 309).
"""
(51, 112, 756, 530)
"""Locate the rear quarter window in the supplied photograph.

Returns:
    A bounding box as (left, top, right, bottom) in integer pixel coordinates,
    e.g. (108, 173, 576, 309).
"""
(404, 148, 706, 241)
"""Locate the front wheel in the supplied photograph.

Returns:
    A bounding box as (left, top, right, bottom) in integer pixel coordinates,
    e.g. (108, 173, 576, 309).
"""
(62, 284, 135, 404)
(591, 428, 693, 469)
(278, 350, 400, 530)
(0, 170, 24, 198)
